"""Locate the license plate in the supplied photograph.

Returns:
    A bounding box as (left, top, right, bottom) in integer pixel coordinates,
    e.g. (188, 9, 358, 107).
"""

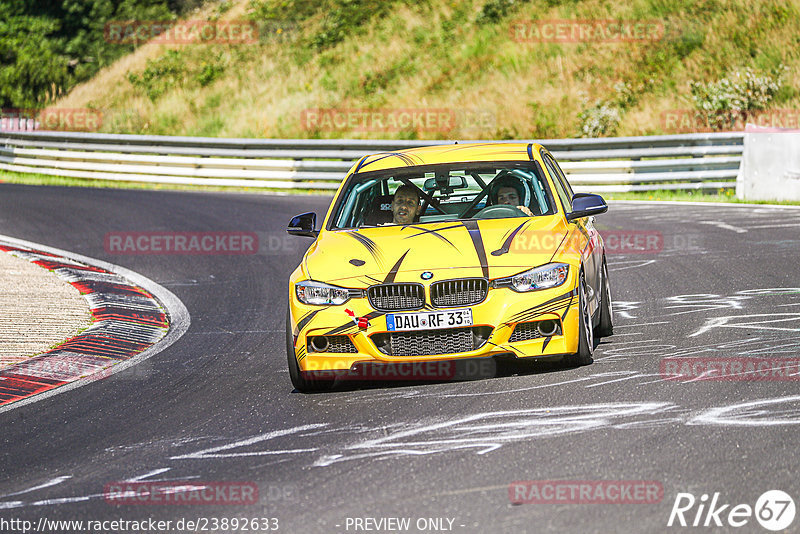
(386, 309, 473, 331)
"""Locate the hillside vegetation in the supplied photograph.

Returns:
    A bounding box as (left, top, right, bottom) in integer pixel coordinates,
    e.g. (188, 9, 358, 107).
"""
(50, 0, 800, 139)
(0, 1, 212, 109)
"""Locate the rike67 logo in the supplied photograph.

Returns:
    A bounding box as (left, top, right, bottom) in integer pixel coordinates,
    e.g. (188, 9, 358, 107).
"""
(668, 490, 795, 531)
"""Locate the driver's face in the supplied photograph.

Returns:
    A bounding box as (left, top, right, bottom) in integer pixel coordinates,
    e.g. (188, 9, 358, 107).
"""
(392, 190, 420, 224)
(496, 187, 520, 206)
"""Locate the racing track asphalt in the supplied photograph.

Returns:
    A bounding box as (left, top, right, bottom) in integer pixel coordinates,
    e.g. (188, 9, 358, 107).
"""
(1, 183, 800, 533)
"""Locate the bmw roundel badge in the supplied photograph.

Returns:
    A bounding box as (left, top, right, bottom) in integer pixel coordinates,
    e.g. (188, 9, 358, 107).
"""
(421, 271, 434, 280)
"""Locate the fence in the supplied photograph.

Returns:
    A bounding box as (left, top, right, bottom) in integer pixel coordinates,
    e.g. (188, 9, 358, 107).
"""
(0, 130, 744, 193)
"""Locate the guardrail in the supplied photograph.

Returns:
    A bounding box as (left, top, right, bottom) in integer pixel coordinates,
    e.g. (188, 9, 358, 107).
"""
(0, 130, 744, 193)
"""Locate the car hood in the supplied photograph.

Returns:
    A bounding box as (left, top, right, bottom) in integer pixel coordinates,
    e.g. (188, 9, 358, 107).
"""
(305, 217, 574, 286)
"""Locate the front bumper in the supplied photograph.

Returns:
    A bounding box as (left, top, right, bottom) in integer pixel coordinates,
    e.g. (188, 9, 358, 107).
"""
(289, 280, 581, 374)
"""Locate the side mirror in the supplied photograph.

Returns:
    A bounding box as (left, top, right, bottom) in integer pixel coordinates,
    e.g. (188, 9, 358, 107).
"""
(287, 212, 318, 238)
(566, 193, 608, 222)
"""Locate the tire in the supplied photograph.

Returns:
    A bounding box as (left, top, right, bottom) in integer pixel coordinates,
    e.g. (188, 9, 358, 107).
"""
(563, 270, 594, 367)
(596, 256, 614, 337)
(286, 307, 333, 392)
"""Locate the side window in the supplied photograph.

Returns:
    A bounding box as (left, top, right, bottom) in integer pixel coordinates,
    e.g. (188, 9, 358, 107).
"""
(542, 154, 572, 213)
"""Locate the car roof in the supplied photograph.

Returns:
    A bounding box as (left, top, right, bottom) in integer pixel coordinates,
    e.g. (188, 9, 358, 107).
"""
(349, 142, 548, 175)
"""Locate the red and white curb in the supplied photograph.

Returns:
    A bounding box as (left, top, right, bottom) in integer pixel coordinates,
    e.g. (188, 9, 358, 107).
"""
(0, 235, 190, 412)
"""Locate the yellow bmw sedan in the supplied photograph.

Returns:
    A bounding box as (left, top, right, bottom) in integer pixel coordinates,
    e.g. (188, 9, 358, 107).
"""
(285, 143, 612, 391)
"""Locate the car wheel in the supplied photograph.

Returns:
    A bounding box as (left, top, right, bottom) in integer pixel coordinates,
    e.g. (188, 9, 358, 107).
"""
(286, 307, 333, 392)
(596, 256, 614, 337)
(563, 270, 594, 367)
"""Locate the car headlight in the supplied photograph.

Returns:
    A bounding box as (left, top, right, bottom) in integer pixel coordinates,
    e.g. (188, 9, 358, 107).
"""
(494, 263, 569, 292)
(295, 280, 359, 305)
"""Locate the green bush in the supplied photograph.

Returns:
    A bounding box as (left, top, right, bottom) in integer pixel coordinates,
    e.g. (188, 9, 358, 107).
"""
(578, 102, 621, 138)
(249, 0, 405, 51)
(476, 0, 520, 23)
(196, 55, 226, 87)
(0, 0, 175, 109)
(689, 66, 787, 129)
(128, 50, 188, 101)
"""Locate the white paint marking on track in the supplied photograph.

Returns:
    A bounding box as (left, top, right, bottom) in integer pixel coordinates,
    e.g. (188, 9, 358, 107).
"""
(313, 402, 676, 466)
(169, 424, 328, 460)
(608, 259, 656, 272)
(615, 321, 669, 328)
(698, 220, 748, 233)
(688, 395, 800, 427)
(743, 222, 800, 230)
(125, 468, 171, 482)
(607, 332, 642, 337)
(584, 372, 665, 388)
(690, 313, 800, 337)
(0, 476, 72, 498)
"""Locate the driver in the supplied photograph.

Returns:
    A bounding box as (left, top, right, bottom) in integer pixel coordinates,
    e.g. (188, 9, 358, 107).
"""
(490, 174, 534, 216)
(391, 184, 421, 224)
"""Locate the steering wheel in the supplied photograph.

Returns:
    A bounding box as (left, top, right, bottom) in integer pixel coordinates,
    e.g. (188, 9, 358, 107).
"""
(472, 205, 527, 219)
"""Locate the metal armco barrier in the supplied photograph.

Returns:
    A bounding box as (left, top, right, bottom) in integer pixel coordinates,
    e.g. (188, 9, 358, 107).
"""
(0, 130, 744, 193)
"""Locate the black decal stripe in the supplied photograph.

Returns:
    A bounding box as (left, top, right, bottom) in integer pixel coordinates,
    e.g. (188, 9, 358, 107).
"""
(324, 323, 358, 336)
(462, 220, 489, 279)
(353, 155, 370, 174)
(296, 309, 322, 334)
(383, 250, 410, 284)
(515, 293, 574, 315)
(324, 310, 387, 336)
(510, 305, 571, 324)
(506, 288, 577, 322)
(440, 144, 528, 157)
(562, 293, 575, 321)
(347, 232, 383, 266)
(550, 230, 572, 263)
(509, 310, 568, 325)
(358, 151, 422, 171)
(491, 220, 531, 257)
(408, 224, 463, 233)
(487, 339, 525, 357)
(541, 335, 552, 352)
(404, 225, 460, 249)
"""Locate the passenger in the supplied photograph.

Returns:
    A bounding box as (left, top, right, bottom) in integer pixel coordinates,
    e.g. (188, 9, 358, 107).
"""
(391, 184, 421, 224)
(490, 175, 534, 216)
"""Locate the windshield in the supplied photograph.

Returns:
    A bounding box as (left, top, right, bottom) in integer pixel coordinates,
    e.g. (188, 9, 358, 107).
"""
(330, 161, 556, 230)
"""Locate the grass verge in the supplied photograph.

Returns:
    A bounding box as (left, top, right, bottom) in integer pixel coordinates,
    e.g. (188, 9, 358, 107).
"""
(5, 169, 800, 206)
(0, 169, 334, 195)
(605, 189, 800, 206)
